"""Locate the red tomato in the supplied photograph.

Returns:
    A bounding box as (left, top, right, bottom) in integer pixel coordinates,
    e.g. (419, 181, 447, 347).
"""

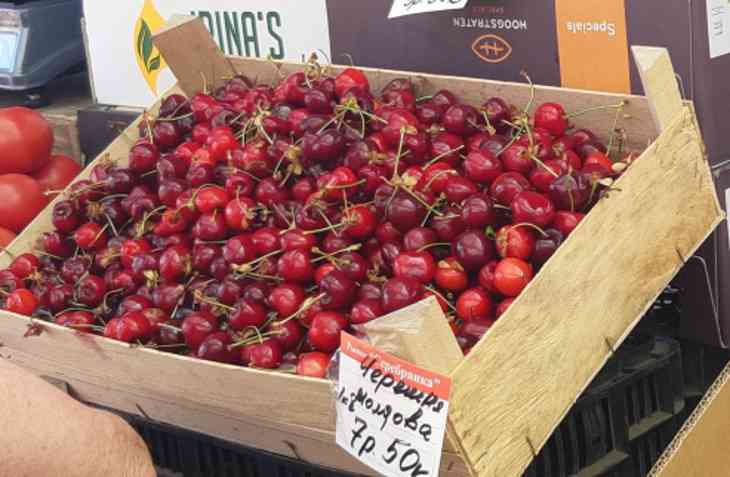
(0, 174, 48, 232)
(32, 154, 81, 198)
(0, 226, 16, 249)
(0, 107, 53, 174)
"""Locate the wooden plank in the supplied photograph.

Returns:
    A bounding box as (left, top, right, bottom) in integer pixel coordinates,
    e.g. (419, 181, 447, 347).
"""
(649, 364, 730, 477)
(152, 17, 658, 153)
(0, 316, 470, 477)
(152, 15, 234, 97)
(0, 315, 336, 431)
(447, 107, 724, 477)
(631, 47, 684, 133)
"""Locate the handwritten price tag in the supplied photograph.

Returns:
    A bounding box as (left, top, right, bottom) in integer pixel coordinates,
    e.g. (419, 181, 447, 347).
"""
(335, 332, 452, 477)
(388, 0, 469, 19)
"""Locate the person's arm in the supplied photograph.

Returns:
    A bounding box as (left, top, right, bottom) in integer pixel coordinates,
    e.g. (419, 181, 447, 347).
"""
(0, 359, 156, 477)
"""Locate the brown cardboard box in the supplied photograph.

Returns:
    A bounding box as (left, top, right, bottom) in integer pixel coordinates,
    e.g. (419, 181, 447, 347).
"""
(327, 0, 730, 348)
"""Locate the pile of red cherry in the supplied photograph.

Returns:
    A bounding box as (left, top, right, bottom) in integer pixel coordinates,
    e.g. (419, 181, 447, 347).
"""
(0, 62, 634, 377)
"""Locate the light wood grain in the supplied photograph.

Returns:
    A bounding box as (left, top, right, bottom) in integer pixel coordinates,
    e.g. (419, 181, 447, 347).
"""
(447, 107, 723, 477)
(631, 47, 684, 133)
(649, 364, 730, 477)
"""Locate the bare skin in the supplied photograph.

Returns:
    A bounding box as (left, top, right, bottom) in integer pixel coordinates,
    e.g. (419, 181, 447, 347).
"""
(0, 359, 156, 477)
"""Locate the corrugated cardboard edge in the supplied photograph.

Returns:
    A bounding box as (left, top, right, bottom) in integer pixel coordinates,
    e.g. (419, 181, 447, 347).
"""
(649, 363, 730, 476)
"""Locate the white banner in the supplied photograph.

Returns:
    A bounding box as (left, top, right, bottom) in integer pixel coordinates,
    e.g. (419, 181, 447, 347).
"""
(83, 0, 331, 107)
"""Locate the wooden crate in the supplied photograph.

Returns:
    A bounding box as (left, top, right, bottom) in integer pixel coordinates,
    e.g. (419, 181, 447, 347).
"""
(0, 17, 722, 477)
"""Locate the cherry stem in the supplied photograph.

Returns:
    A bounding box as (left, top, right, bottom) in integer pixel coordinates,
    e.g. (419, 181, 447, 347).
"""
(232, 249, 284, 274)
(392, 127, 407, 182)
(425, 145, 464, 167)
(530, 154, 559, 178)
(417, 242, 452, 252)
(159, 323, 182, 333)
(279, 293, 326, 325)
(303, 221, 347, 235)
(424, 286, 457, 312)
(605, 102, 627, 159)
(565, 101, 627, 119)
(493, 203, 511, 210)
(193, 291, 235, 312)
(481, 111, 497, 136)
(311, 244, 361, 263)
(423, 169, 456, 191)
(511, 222, 548, 238)
(520, 70, 536, 114)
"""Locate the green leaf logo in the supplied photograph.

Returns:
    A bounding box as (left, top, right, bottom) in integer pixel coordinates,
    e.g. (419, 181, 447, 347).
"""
(136, 20, 160, 73)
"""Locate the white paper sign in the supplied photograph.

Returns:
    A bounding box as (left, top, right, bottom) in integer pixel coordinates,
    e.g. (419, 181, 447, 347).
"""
(388, 0, 469, 19)
(336, 333, 451, 477)
(707, 0, 730, 58)
(83, 0, 331, 107)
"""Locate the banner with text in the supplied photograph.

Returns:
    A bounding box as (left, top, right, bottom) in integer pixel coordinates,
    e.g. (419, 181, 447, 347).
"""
(83, 0, 331, 107)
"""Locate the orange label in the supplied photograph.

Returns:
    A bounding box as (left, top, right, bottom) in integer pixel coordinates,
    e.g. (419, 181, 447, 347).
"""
(339, 332, 452, 400)
(555, 0, 631, 93)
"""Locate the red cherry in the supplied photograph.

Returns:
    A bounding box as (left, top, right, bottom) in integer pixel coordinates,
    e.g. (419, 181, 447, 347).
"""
(496, 297, 516, 318)
(510, 191, 556, 228)
(500, 143, 534, 174)
(456, 288, 493, 321)
(269, 319, 304, 352)
(308, 311, 348, 352)
(453, 230, 494, 271)
(494, 258, 533, 297)
(197, 331, 238, 364)
(192, 211, 227, 241)
(529, 160, 565, 193)
(320, 270, 357, 309)
(47, 284, 73, 312)
(269, 282, 305, 317)
(477, 260, 499, 293)
(351, 299, 384, 325)
(443, 104, 480, 136)
(181, 311, 219, 350)
(534, 228, 564, 265)
(224, 197, 256, 231)
(247, 339, 283, 369)
(229, 299, 268, 331)
(461, 194, 496, 228)
(280, 229, 316, 252)
(117, 294, 153, 316)
(434, 257, 468, 292)
(381, 277, 423, 313)
(297, 352, 331, 378)
(74, 222, 108, 250)
(4, 288, 38, 315)
(52, 200, 80, 233)
(552, 210, 585, 237)
(444, 175, 479, 203)
(9, 253, 39, 279)
(393, 251, 436, 284)
(463, 150, 503, 184)
(490, 172, 531, 206)
(55, 310, 96, 332)
(222, 234, 256, 265)
(129, 141, 160, 174)
(583, 151, 613, 170)
(495, 225, 535, 260)
(194, 186, 229, 213)
(77, 275, 107, 307)
(534, 102, 568, 136)
(403, 227, 437, 252)
(277, 249, 314, 283)
(159, 245, 192, 282)
(344, 205, 377, 239)
(252, 227, 282, 255)
(120, 239, 152, 269)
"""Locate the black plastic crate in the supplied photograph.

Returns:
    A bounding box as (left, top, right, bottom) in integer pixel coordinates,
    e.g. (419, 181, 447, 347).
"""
(119, 412, 357, 477)
(523, 335, 684, 477)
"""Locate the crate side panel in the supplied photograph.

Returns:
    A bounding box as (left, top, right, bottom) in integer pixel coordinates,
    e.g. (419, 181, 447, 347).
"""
(0, 316, 336, 431)
(448, 108, 723, 477)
